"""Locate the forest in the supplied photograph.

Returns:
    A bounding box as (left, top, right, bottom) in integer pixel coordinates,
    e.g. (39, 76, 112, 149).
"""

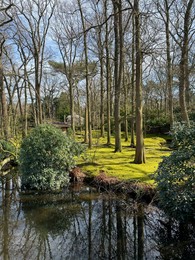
(0, 0, 194, 155)
(0, 1, 195, 259)
(0, 0, 195, 179)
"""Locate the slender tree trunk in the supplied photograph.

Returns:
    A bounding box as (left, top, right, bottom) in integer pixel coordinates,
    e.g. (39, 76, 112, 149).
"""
(123, 70, 128, 141)
(0, 54, 9, 139)
(28, 82, 37, 126)
(4, 76, 15, 137)
(105, 0, 111, 145)
(15, 80, 23, 118)
(61, 48, 76, 134)
(98, 28, 105, 138)
(24, 68, 28, 136)
(113, 0, 123, 152)
(165, 0, 174, 126)
(185, 57, 190, 108)
(179, 57, 189, 124)
(84, 106, 89, 143)
(35, 54, 42, 124)
(69, 77, 75, 134)
(78, 0, 92, 148)
(75, 82, 82, 132)
(134, 0, 145, 164)
(131, 13, 135, 147)
(130, 13, 135, 147)
(100, 56, 105, 138)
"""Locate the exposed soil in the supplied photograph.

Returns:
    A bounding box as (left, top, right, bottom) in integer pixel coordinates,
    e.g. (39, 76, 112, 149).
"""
(69, 167, 156, 203)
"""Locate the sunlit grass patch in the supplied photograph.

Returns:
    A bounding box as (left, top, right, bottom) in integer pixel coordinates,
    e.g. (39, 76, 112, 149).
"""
(76, 132, 171, 184)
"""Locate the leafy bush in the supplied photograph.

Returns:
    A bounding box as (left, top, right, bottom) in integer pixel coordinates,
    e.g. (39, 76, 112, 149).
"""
(19, 124, 85, 191)
(146, 116, 169, 128)
(145, 115, 170, 134)
(154, 123, 195, 222)
(171, 122, 195, 149)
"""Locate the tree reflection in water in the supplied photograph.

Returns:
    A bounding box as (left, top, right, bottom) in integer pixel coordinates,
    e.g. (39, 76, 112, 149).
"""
(0, 176, 194, 260)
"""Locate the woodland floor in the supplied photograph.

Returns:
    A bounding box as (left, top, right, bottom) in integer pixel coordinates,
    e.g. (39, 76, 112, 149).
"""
(76, 132, 171, 184)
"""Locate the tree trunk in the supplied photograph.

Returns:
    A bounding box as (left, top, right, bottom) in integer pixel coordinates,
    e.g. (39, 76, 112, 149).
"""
(105, 0, 111, 145)
(113, 0, 123, 152)
(164, 0, 174, 126)
(24, 69, 28, 136)
(123, 70, 128, 141)
(35, 54, 42, 125)
(179, 0, 193, 126)
(84, 106, 89, 143)
(0, 54, 9, 139)
(134, 0, 145, 164)
(98, 28, 105, 138)
(78, 0, 92, 148)
(76, 82, 82, 132)
(28, 81, 37, 126)
(3, 75, 15, 137)
(130, 12, 135, 148)
(69, 76, 75, 134)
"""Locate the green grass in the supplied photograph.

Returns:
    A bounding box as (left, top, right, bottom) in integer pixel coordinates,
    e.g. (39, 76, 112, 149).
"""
(76, 132, 171, 184)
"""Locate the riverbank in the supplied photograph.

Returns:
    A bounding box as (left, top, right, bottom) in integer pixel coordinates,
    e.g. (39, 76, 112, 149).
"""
(70, 167, 156, 203)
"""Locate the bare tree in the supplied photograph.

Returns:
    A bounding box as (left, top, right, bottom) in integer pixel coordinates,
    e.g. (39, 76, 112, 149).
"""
(169, 0, 195, 125)
(14, 0, 56, 125)
(156, 0, 175, 126)
(52, 1, 81, 134)
(0, 1, 13, 139)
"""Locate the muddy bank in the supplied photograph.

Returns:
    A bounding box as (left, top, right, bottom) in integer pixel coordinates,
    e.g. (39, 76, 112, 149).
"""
(69, 167, 156, 203)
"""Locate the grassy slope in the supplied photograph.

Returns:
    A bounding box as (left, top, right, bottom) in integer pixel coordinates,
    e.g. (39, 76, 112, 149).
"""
(76, 133, 171, 184)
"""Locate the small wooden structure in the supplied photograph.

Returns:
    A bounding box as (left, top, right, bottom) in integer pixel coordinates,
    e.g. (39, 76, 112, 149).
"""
(52, 121, 70, 132)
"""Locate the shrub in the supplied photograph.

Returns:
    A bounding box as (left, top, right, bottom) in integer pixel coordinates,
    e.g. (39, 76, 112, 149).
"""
(170, 122, 195, 149)
(145, 115, 170, 134)
(19, 124, 85, 191)
(154, 123, 195, 222)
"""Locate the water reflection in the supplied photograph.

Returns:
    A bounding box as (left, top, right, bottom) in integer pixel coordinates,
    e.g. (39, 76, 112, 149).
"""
(0, 175, 194, 260)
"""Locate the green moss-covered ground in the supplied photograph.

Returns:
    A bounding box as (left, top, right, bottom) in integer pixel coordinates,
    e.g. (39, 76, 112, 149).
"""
(76, 133, 171, 184)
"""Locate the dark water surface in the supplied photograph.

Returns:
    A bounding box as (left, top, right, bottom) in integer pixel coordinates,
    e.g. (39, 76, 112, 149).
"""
(0, 174, 194, 260)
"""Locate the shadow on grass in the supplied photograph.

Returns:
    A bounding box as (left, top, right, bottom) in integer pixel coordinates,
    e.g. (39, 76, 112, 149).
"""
(101, 143, 115, 148)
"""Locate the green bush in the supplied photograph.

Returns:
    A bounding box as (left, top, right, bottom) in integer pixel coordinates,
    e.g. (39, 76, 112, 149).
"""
(146, 116, 169, 128)
(154, 123, 195, 222)
(19, 124, 85, 191)
(171, 122, 195, 149)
